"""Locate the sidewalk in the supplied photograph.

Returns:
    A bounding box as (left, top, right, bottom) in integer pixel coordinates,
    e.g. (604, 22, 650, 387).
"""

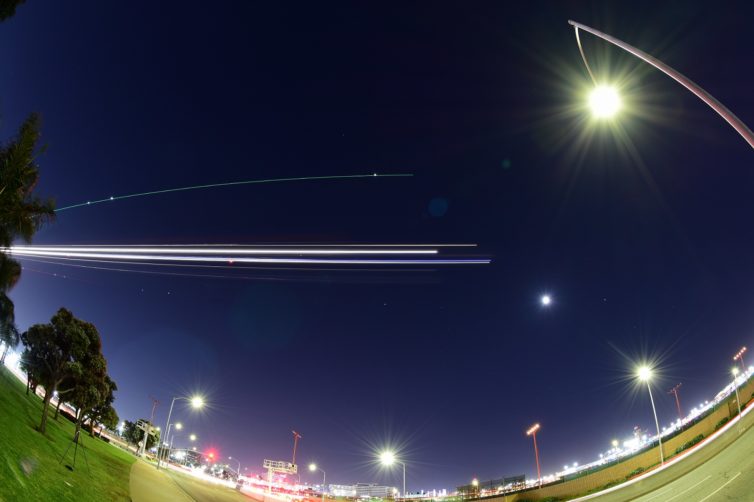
(130, 459, 194, 502)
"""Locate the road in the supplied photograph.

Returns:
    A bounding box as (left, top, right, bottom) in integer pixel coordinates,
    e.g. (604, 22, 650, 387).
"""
(581, 419, 754, 501)
(130, 460, 256, 502)
(165, 469, 255, 502)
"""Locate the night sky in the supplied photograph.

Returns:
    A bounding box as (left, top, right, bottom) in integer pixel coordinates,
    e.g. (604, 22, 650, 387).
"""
(2, 0, 754, 491)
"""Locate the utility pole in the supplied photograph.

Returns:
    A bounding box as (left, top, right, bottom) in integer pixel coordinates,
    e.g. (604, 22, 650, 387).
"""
(291, 430, 302, 466)
(668, 384, 683, 421)
(139, 397, 159, 456)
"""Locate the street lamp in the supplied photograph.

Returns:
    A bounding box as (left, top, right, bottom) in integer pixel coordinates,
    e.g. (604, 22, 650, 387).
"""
(589, 86, 621, 118)
(732, 367, 743, 418)
(734, 347, 747, 373)
(637, 366, 664, 465)
(526, 423, 542, 487)
(379, 450, 406, 497)
(165, 422, 183, 462)
(568, 20, 754, 149)
(189, 434, 197, 442)
(158, 395, 204, 469)
(229, 456, 241, 477)
(309, 463, 326, 502)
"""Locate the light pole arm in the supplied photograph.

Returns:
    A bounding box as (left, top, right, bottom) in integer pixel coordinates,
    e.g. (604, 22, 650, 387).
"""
(568, 20, 754, 150)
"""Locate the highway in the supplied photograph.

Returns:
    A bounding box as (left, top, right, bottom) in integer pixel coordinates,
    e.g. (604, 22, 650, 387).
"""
(165, 469, 255, 502)
(581, 419, 754, 501)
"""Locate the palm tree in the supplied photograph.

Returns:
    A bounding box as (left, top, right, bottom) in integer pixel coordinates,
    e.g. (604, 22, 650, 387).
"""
(0, 113, 56, 248)
(0, 1, 26, 22)
(0, 250, 21, 362)
(0, 113, 55, 360)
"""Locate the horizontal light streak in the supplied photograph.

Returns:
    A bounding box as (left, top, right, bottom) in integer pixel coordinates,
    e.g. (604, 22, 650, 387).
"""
(9, 249, 490, 265)
(9, 246, 438, 256)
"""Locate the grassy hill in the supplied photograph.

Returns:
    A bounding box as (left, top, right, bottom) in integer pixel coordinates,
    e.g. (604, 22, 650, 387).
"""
(0, 366, 135, 501)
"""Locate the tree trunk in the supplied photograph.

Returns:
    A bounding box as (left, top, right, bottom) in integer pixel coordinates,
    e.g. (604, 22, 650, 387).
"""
(39, 392, 52, 434)
(54, 398, 62, 420)
(74, 409, 83, 438)
(0, 344, 7, 363)
(26, 374, 31, 395)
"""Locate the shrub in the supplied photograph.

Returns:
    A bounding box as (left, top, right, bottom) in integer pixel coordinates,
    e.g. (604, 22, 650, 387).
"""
(625, 466, 645, 480)
(675, 434, 704, 454)
(715, 417, 730, 431)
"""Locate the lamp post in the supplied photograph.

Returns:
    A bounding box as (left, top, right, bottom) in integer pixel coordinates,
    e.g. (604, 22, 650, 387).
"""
(567, 20, 754, 149)
(732, 367, 743, 417)
(158, 395, 204, 469)
(309, 463, 326, 502)
(734, 347, 747, 373)
(637, 366, 664, 465)
(379, 451, 406, 497)
(164, 422, 182, 464)
(229, 456, 242, 478)
(526, 423, 542, 487)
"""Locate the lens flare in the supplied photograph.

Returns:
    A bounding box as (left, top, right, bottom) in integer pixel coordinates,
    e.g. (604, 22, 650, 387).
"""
(589, 86, 621, 118)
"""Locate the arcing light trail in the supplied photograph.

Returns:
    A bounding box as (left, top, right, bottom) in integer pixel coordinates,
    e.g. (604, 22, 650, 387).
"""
(7, 245, 491, 266)
(54, 173, 413, 212)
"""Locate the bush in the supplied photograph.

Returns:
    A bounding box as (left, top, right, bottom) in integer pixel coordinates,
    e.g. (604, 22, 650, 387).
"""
(675, 434, 704, 454)
(625, 466, 645, 480)
(715, 417, 730, 431)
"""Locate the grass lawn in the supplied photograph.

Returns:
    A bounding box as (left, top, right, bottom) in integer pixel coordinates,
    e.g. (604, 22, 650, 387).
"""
(0, 366, 135, 501)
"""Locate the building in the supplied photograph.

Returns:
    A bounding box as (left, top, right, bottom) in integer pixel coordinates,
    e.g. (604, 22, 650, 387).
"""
(457, 475, 526, 496)
(329, 483, 399, 498)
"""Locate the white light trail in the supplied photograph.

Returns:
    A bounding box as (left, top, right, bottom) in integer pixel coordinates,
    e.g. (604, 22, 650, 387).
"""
(8, 246, 491, 265)
(9, 246, 438, 255)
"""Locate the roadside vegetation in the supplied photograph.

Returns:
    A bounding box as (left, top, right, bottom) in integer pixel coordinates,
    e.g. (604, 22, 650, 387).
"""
(0, 366, 134, 501)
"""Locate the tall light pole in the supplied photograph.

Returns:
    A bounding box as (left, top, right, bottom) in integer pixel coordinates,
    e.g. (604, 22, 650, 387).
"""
(379, 451, 406, 497)
(292, 430, 303, 466)
(164, 422, 182, 463)
(158, 395, 204, 469)
(734, 347, 747, 373)
(309, 463, 326, 502)
(526, 423, 542, 487)
(567, 20, 754, 149)
(732, 367, 743, 417)
(668, 383, 683, 421)
(229, 456, 242, 478)
(637, 366, 664, 465)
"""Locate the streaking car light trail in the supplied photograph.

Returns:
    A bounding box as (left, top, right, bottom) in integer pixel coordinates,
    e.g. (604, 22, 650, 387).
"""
(54, 173, 413, 212)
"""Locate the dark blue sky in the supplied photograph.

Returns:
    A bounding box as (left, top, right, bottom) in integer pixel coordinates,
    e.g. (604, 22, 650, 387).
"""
(2, 0, 754, 490)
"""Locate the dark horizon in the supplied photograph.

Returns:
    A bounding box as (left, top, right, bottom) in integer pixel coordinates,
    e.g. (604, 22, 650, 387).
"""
(2, 0, 753, 490)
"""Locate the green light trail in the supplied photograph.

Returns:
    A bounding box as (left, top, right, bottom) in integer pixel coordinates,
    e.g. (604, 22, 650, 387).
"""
(55, 173, 413, 212)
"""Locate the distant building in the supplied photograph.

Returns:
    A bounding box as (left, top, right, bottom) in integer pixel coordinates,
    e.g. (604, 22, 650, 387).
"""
(330, 484, 357, 497)
(330, 483, 398, 498)
(457, 475, 526, 496)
